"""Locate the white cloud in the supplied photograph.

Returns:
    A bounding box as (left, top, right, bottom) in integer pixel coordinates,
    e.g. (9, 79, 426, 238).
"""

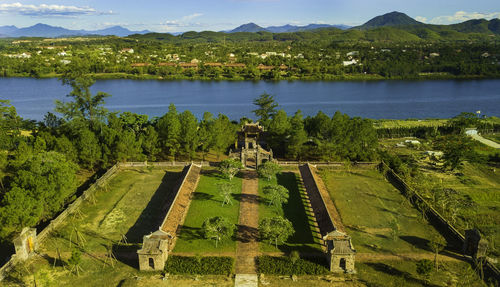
(0, 2, 111, 17)
(415, 16, 427, 23)
(159, 13, 204, 31)
(182, 13, 203, 21)
(422, 11, 500, 25)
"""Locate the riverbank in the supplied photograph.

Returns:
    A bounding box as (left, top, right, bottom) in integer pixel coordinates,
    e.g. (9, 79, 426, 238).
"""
(2, 72, 498, 82)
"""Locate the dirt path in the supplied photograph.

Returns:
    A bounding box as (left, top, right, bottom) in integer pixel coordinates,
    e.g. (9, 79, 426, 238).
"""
(470, 134, 500, 149)
(235, 170, 259, 275)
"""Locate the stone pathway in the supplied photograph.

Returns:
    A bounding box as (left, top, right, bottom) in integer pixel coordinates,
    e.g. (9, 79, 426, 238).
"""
(234, 274, 259, 287)
(234, 170, 259, 287)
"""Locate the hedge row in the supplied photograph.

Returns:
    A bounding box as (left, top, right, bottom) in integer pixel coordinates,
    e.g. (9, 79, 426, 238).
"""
(165, 256, 234, 275)
(256, 256, 329, 275)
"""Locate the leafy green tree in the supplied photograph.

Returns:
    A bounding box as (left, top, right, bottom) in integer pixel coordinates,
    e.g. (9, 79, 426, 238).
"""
(267, 109, 290, 157)
(202, 216, 235, 247)
(259, 216, 294, 248)
(14, 151, 78, 219)
(428, 234, 446, 270)
(257, 161, 281, 181)
(218, 159, 242, 181)
(287, 111, 307, 160)
(157, 104, 181, 159)
(0, 100, 22, 150)
(115, 130, 144, 162)
(179, 110, 199, 159)
(198, 112, 215, 160)
(55, 74, 110, 123)
(264, 185, 289, 207)
(76, 128, 101, 169)
(439, 135, 474, 170)
(0, 186, 42, 236)
(211, 114, 236, 159)
(119, 112, 148, 133)
(54, 135, 78, 163)
(218, 182, 236, 207)
(253, 93, 278, 127)
(140, 125, 160, 161)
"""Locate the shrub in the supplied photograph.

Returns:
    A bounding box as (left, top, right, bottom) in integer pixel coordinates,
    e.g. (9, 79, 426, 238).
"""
(165, 256, 234, 275)
(256, 255, 329, 275)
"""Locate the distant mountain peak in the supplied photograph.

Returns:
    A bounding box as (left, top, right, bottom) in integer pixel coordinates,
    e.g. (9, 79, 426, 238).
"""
(358, 11, 423, 29)
(230, 23, 267, 33)
(0, 23, 150, 38)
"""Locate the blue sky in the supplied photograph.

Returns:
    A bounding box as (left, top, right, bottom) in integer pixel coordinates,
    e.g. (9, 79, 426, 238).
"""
(0, 0, 499, 31)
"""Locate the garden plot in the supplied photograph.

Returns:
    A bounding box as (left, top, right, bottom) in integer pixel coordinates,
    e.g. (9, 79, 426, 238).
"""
(173, 168, 242, 254)
(258, 171, 323, 253)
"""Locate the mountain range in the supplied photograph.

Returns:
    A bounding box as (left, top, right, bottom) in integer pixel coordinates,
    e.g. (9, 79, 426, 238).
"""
(1, 11, 500, 39)
(0, 23, 150, 38)
(228, 23, 350, 33)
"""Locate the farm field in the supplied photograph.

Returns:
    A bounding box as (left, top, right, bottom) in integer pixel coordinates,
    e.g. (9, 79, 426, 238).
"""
(173, 169, 242, 254)
(258, 171, 323, 253)
(2, 167, 183, 286)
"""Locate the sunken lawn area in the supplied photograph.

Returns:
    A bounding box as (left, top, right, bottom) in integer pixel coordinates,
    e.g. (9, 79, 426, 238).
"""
(258, 171, 323, 253)
(318, 167, 442, 254)
(173, 169, 242, 253)
(3, 167, 183, 286)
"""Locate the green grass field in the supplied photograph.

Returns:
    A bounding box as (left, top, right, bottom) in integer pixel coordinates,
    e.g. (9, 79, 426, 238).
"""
(173, 169, 242, 253)
(319, 168, 442, 254)
(3, 167, 183, 286)
(258, 172, 323, 253)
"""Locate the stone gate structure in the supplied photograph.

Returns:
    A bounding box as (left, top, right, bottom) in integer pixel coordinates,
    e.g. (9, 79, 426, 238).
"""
(299, 163, 356, 274)
(137, 163, 201, 271)
(229, 123, 273, 169)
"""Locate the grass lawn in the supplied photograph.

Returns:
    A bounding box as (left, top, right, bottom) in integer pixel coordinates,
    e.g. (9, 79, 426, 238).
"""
(319, 168, 442, 254)
(357, 260, 485, 287)
(173, 169, 242, 253)
(3, 167, 183, 286)
(258, 171, 323, 253)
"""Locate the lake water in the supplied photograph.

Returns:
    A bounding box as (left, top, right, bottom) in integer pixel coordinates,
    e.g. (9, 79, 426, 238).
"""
(1, 78, 500, 121)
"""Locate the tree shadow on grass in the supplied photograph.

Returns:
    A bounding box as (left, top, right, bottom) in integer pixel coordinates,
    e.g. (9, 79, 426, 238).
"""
(122, 170, 182, 246)
(364, 262, 441, 287)
(276, 172, 323, 254)
(399, 235, 431, 252)
(176, 225, 204, 242)
(192, 192, 214, 201)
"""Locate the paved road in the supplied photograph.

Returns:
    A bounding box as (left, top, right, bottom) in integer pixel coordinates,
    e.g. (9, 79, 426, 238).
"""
(470, 134, 500, 149)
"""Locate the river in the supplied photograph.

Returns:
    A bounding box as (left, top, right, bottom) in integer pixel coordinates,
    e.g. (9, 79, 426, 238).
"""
(1, 78, 500, 121)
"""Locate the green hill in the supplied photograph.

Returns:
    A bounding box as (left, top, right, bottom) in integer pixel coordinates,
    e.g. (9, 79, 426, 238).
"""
(357, 11, 423, 30)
